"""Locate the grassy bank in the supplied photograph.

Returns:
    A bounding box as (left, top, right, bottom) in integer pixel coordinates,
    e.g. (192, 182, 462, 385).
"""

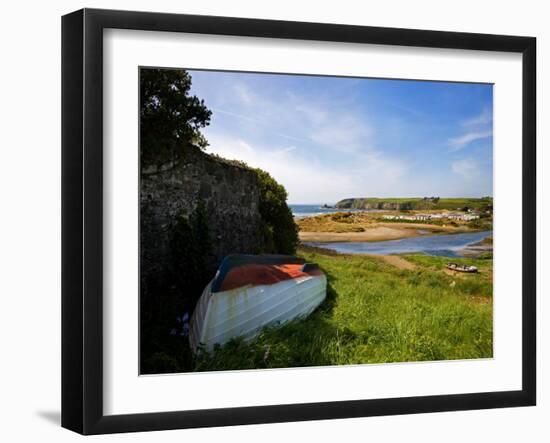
(296, 211, 491, 236)
(190, 248, 493, 372)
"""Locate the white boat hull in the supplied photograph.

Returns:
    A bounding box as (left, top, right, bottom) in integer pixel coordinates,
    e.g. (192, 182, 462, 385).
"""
(190, 273, 327, 352)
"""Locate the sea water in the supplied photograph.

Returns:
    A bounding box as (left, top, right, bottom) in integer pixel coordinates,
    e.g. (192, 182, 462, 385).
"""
(290, 204, 372, 218)
(305, 230, 493, 257)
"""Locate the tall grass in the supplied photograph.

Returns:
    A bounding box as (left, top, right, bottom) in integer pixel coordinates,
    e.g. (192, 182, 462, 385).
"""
(192, 249, 493, 372)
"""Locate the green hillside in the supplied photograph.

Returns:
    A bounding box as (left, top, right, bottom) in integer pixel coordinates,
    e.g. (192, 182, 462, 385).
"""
(335, 197, 493, 211)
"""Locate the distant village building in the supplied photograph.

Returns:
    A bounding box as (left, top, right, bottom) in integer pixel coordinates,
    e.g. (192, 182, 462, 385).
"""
(383, 212, 480, 222)
(382, 214, 431, 221)
(412, 214, 431, 221)
(446, 212, 480, 221)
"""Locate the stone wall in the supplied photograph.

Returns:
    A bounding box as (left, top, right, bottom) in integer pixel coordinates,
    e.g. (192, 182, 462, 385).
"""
(140, 144, 263, 288)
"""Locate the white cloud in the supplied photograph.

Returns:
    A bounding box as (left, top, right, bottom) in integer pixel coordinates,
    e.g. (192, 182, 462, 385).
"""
(205, 133, 409, 204)
(220, 86, 378, 157)
(448, 108, 493, 151)
(206, 134, 354, 203)
(309, 116, 371, 153)
(448, 130, 492, 151)
(462, 108, 492, 126)
(192, 71, 493, 198)
(212, 108, 307, 143)
(199, 77, 461, 200)
(294, 103, 329, 125)
(233, 82, 255, 104)
(451, 158, 481, 179)
(292, 99, 373, 154)
(355, 150, 407, 182)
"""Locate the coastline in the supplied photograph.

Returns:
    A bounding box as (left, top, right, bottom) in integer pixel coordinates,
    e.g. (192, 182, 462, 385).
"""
(294, 208, 493, 257)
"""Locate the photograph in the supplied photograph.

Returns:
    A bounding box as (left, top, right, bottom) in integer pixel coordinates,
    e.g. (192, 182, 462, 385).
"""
(139, 67, 494, 375)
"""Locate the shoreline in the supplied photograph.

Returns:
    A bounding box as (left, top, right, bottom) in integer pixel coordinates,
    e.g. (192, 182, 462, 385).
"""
(298, 229, 493, 259)
(298, 222, 470, 243)
(298, 241, 492, 260)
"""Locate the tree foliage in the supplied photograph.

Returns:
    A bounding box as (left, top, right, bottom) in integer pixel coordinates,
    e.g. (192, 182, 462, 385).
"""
(140, 68, 212, 166)
(171, 201, 213, 304)
(254, 168, 299, 255)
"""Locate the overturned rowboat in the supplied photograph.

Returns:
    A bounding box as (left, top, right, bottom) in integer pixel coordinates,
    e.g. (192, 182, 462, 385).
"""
(189, 254, 327, 352)
(447, 262, 478, 273)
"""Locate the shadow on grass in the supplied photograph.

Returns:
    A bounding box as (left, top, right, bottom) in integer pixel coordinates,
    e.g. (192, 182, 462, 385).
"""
(142, 255, 344, 374)
(316, 269, 339, 315)
(191, 272, 345, 372)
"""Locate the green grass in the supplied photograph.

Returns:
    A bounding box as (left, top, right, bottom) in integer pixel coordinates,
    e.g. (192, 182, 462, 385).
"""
(191, 249, 493, 372)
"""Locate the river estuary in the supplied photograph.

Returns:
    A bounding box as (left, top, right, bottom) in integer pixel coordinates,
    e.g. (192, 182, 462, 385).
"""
(305, 230, 493, 257)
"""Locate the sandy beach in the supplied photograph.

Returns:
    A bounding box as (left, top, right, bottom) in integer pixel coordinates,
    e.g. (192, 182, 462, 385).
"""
(299, 222, 466, 243)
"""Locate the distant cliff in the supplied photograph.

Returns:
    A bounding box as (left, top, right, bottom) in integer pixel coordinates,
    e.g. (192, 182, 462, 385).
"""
(335, 197, 493, 211)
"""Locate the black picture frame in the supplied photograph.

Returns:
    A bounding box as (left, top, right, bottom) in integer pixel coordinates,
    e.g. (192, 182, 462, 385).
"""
(62, 8, 536, 435)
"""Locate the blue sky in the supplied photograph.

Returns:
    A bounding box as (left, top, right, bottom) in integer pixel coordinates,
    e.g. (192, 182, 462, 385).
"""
(188, 69, 493, 204)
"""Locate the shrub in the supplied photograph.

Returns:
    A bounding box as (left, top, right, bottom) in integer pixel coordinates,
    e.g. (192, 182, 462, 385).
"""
(254, 168, 299, 255)
(331, 212, 354, 223)
(171, 201, 213, 307)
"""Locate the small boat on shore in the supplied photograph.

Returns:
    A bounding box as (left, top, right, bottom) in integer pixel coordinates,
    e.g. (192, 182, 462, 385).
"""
(446, 262, 478, 273)
(189, 254, 327, 352)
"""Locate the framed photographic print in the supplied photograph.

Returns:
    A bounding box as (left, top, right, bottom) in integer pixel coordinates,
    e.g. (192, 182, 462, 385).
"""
(61, 8, 536, 435)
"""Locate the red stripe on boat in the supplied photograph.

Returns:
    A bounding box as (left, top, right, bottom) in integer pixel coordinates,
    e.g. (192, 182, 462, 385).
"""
(219, 264, 321, 292)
